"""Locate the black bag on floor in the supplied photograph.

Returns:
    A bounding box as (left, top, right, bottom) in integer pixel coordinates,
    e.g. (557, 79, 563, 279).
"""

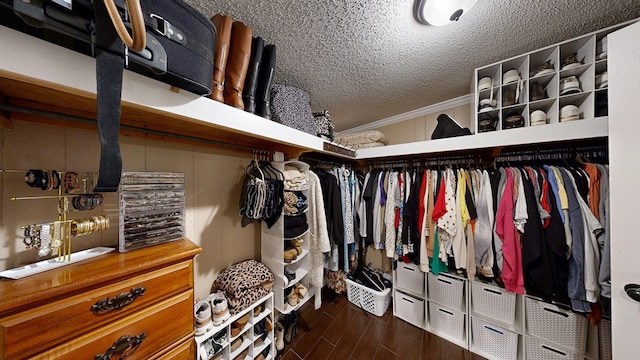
(1, 0, 215, 191)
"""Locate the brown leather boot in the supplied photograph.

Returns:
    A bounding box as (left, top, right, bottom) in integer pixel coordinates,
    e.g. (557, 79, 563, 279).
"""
(210, 14, 232, 102)
(224, 21, 252, 109)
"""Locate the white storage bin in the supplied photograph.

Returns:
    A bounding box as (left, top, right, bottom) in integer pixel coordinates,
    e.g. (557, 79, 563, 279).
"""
(394, 290, 425, 328)
(428, 302, 466, 343)
(427, 272, 465, 311)
(599, 318, 612, 360)
(396, 262, 425, 295)
(525, 297, 588, 353)
(471, 281, 516, 325)
(346, 278, 391, 317)
(471, 317, 519, 360)
(526, 336, 583, 360)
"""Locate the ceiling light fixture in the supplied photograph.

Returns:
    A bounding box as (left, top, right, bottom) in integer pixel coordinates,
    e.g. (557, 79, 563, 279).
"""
(414, 0, 478, 26)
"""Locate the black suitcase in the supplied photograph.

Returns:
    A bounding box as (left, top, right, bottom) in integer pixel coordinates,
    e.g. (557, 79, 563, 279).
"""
(0, 0, 215, 191)
(4, 0, 215, 96)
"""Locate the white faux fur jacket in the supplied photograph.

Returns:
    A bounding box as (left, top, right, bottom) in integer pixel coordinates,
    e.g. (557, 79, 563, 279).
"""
(308, 170, 331, 309)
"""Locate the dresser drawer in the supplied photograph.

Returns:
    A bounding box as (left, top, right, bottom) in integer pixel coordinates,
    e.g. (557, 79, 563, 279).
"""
(152, 336, 195, 360)
(1, 261, 193, 360)
(31, 291, 193, 360)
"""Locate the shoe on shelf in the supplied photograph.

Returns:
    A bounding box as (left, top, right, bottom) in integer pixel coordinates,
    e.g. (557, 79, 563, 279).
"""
(212, 328, 227, 348)
(265, 314, 273, 332)
(254, 301, 265, 316)
(194, 299, 214, 336)
(295, 282, 308, 299)
(275, 321, 285, 356)
(255, 344, 271, 360)
(284, 247, 298, 263)
(212, 296, 231, 326)
(284, 265, 296, 286)
(287, 290, 299, 306)
(234, 347, 249, 360)
(231, 312, 251, 337)
(284, 313, 296, 344)
(230, 333, 245, 353)
(289, 238, 303, 255)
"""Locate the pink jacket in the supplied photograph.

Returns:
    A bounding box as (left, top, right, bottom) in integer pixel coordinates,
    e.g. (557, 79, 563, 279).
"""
(495, 169, 524, 294)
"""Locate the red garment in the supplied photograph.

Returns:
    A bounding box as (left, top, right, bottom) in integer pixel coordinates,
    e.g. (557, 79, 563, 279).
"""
(432, 172, 447, 221)
(538, 168, 551, 228)
(495, 169, 524, 294)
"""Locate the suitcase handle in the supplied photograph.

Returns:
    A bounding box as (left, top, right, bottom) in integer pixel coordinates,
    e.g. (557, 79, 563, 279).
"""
(103, 0, 146, 51)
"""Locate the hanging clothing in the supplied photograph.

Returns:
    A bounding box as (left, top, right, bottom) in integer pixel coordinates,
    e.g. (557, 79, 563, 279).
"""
(495, 168, 524, 294)
(307, 170, 331, 309)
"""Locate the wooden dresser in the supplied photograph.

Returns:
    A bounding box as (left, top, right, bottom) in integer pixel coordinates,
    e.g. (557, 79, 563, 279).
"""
(0, 238, 201, 360)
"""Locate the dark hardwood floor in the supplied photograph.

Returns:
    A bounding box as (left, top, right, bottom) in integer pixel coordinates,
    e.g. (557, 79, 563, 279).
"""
(278, 288, 487, 360)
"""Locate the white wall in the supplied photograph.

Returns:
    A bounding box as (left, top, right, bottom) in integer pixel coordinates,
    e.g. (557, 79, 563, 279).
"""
(0, 121, 260, 300)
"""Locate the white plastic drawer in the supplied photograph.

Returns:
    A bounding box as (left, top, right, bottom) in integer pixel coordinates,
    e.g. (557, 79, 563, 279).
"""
(526, 336, 583, 360)
(525, 297, 587, 353)
(471, 317, 519, 360)
(394, 290, 424, 328)
(471, 281, 516, 325)
(427, 272, 465, 312)
(396, 262, 424, 295)
(428, 302, 465, 343)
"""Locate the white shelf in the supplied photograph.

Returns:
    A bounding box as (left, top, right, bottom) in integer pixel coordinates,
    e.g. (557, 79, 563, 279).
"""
(356, 117, 608, 159)
(0, 25, 352, 159)
(277, 285, 316, 314)
(195, 293, 274, 360)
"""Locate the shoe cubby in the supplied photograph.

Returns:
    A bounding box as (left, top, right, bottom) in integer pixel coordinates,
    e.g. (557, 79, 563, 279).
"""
(261, 160, 315, 315)
(195, 293, 274, 360)
(473, 20, 633, 133)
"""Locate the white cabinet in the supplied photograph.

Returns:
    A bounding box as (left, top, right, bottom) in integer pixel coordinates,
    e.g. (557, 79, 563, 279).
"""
(393, 262, 426, 328)
(469, 280, 525, 360)
(261, 161, 315, 314)
(425, 272, 468, 348)
(473, 20, 634, 133)
(195, 293, 274, 360)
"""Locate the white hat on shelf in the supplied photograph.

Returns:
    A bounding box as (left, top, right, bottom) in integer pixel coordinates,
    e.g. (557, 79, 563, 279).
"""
(530, 110, 547, 126)
(478, 76, 493, 92)
(560, 105, 580, 122)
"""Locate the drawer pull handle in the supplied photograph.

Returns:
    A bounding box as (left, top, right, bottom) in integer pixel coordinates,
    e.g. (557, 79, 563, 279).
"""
(483, 288, 502, 295)
(542, 307, 569, 318)
(403, 266, 415, 272)
(90, 286, 146, 314)
(541, 345, 567, 356)
(437, 278, 452, 285)
(95, 332, 146, 360)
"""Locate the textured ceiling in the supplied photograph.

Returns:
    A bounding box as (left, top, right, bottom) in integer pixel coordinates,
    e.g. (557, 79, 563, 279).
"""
(185, 0, 640, 132)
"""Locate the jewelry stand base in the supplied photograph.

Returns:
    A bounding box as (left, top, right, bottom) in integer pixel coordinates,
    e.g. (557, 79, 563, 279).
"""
(0, 247, 114, 279)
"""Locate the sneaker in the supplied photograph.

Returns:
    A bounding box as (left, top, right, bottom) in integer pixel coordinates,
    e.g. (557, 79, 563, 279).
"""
(212, 297, 230, 326)
(194, 300, 213, 336)
(284, 266, 296, 286)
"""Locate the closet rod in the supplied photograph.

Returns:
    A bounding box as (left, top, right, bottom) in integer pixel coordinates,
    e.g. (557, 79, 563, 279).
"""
(0, 104, 277, 156)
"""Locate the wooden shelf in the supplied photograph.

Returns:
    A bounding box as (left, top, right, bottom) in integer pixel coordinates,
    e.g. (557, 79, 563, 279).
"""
(0, 25, 353, 159)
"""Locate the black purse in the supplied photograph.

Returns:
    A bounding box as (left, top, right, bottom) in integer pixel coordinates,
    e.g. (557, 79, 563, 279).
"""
(431, 114, 472, 139)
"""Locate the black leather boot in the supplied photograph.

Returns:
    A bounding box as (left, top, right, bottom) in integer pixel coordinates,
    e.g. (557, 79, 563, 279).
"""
(256, 44, 276, 119)
(242, 37, 264, 114)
